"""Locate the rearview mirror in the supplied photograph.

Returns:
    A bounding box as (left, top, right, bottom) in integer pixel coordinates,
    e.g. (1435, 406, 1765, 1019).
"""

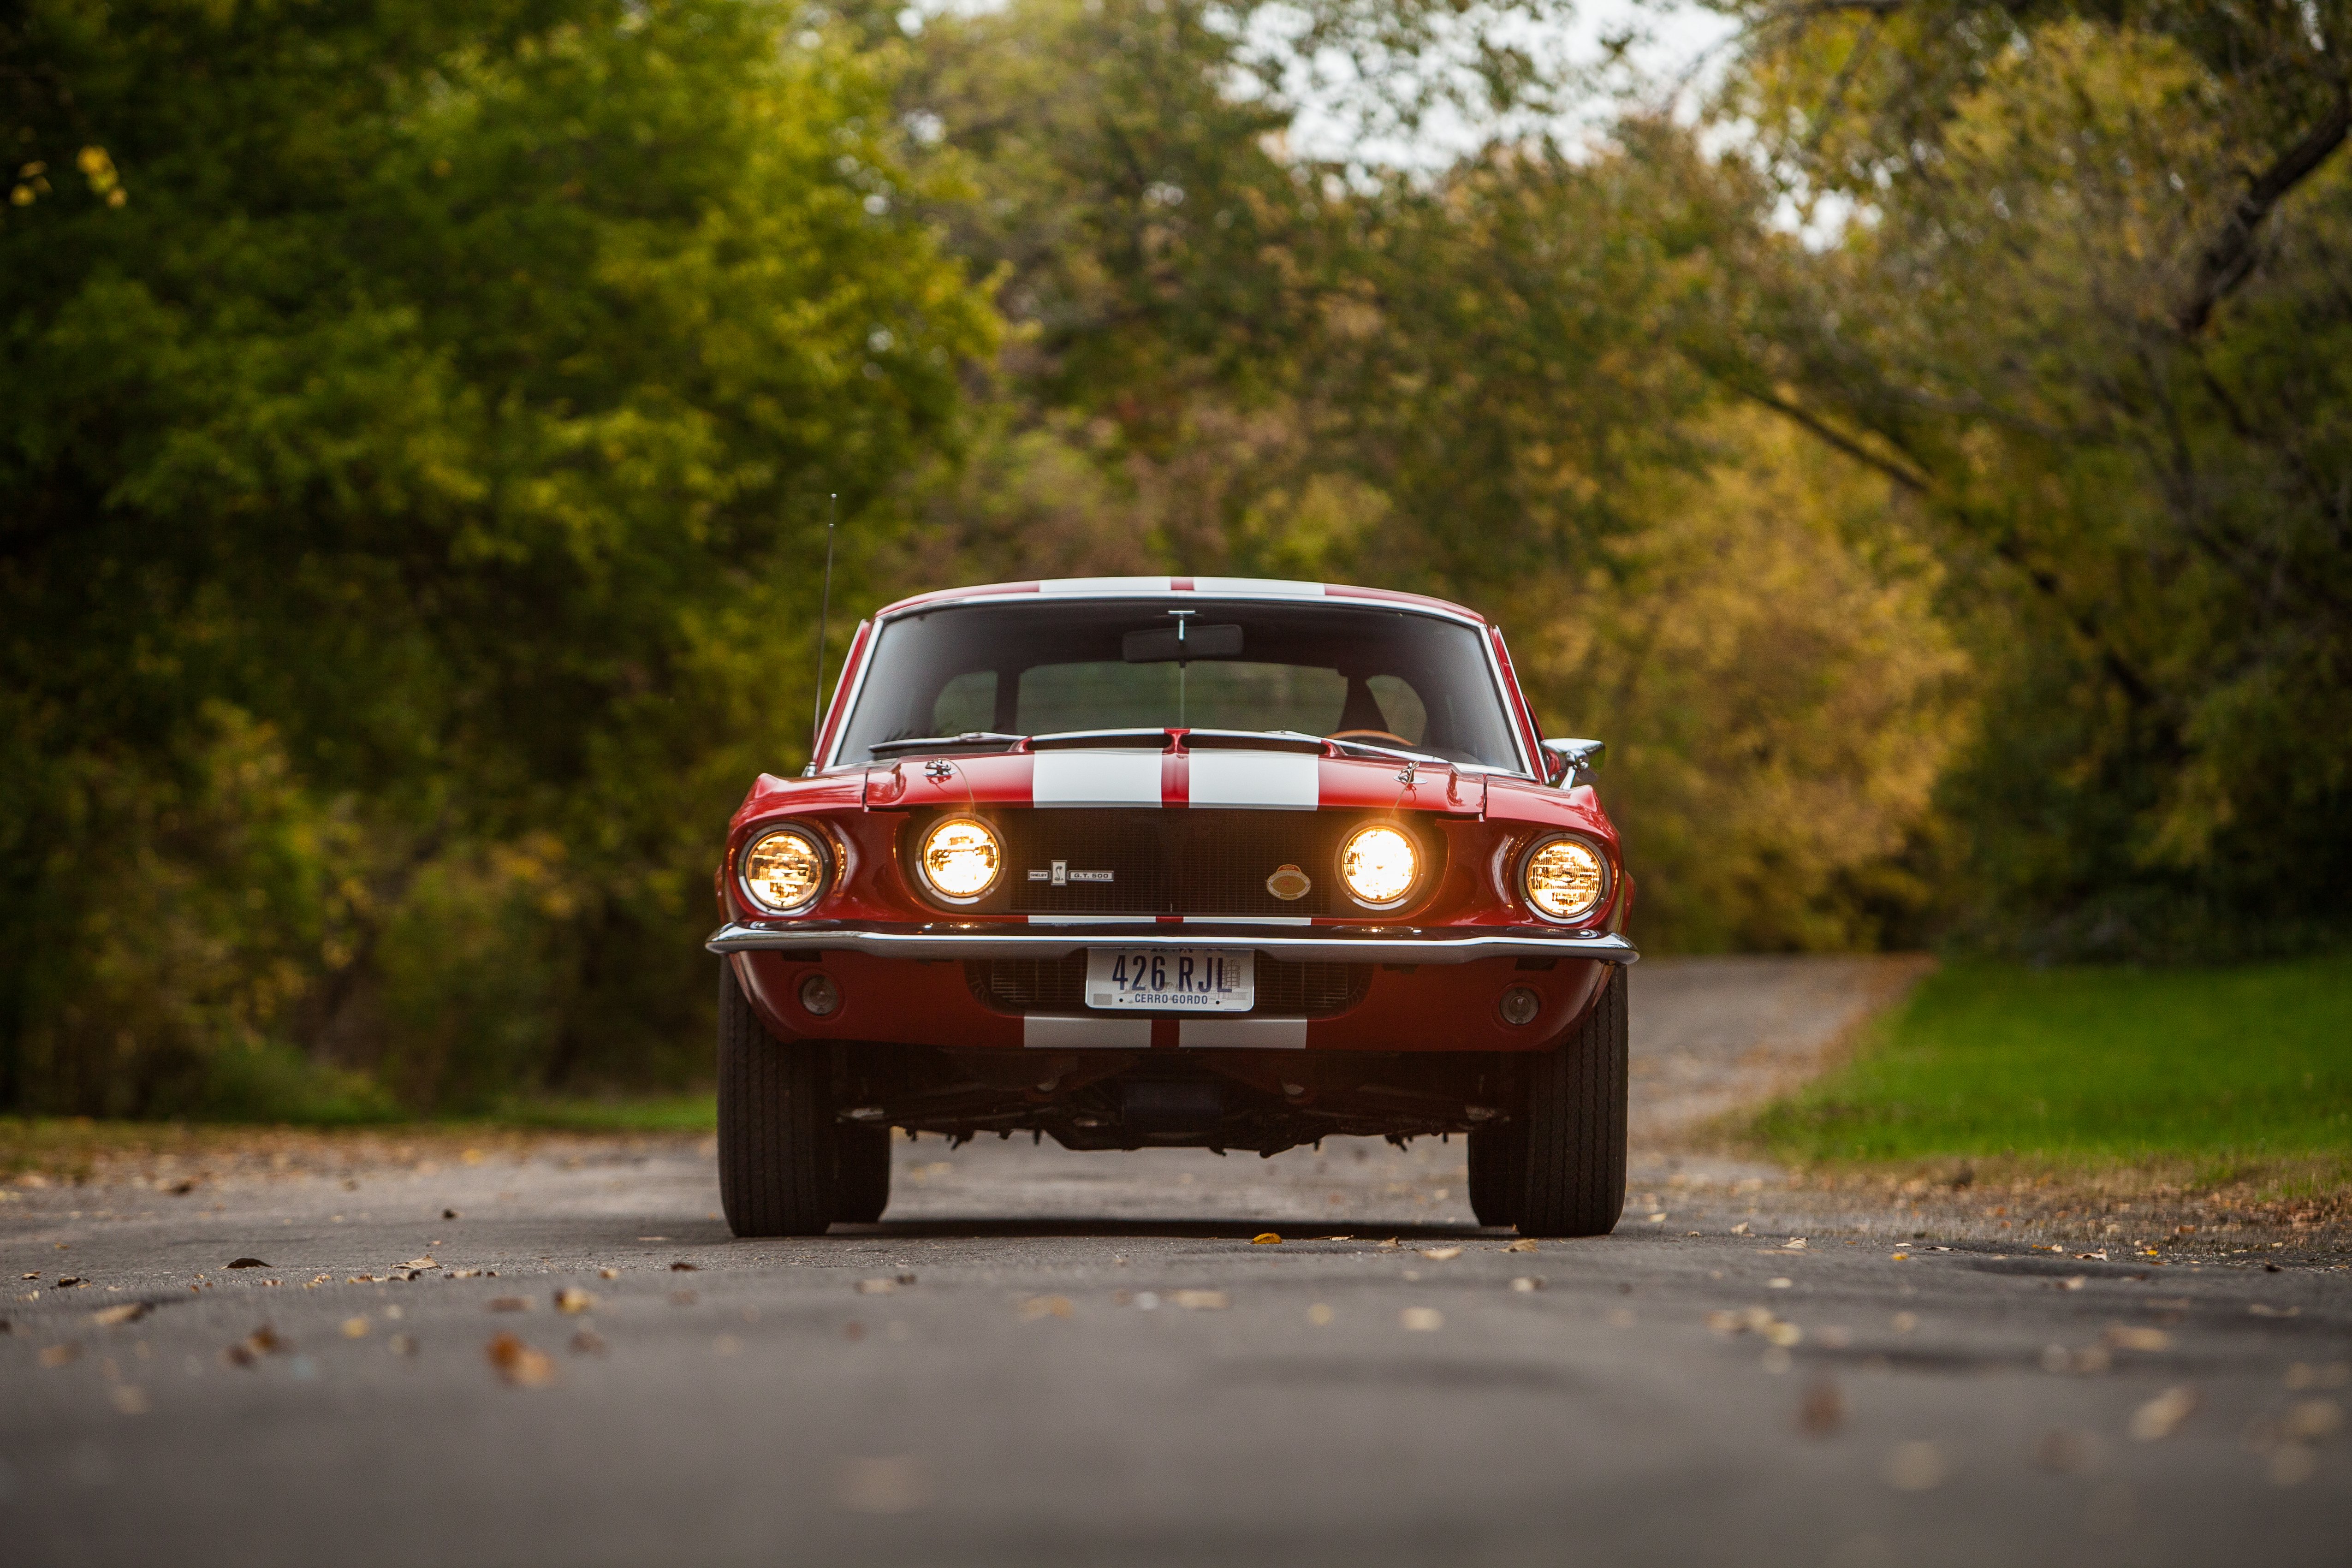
(1540, 737, 1605, 786)
(1123, 623, 1242, 662)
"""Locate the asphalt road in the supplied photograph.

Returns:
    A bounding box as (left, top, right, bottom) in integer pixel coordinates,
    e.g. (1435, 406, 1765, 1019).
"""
(5, 958, 2346, 1567)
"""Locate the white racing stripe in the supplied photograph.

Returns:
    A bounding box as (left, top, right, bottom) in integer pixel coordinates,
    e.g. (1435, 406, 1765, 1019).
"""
(1179, 1017, 1309, 1049)
(1179, 916, 1311, 927)
(1188, 749, 1320, 810)
(1024, 1016, 1153, 1050)
(1032, 749, 1164, 808)
(1190, 577, 1325, 598)
(1039, 576, 1173, 594)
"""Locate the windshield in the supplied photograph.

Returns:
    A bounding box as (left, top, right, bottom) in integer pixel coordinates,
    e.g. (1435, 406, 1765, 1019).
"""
(832, 598, 1525, 770)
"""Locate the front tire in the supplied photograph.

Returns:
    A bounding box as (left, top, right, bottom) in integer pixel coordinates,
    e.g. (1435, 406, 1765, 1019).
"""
(717, 959, 837, 1237)
(833, 1124, 893, 1224)
(1467, 1123, 1521, 1228)
(1515, 964, 1628, 1238)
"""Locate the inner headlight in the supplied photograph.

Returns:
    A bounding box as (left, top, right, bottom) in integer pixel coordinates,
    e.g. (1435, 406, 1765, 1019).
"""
(918, 817, 1002, 902)
(1523, 836, 1607, 921)
(740, 826, 829, 914)
(1339, 824, 1419, 907)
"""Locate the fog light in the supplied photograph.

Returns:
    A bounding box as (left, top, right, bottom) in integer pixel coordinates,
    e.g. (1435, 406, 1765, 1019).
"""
(799, 973, 841, 1017)
(1498, 986, 1540, 1026)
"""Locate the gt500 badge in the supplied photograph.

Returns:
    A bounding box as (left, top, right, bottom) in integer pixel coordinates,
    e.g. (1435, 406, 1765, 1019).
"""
(1265, 863, 1312, 901)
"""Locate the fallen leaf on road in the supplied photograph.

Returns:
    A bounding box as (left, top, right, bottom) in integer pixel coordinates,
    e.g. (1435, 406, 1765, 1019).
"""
(1018, 1295, 1073, 1321)
(1783, 1238, 1808, 1250)
(1647, 1212, 1667, 1223)
(303, 1274, 331, 1289)
(1510, 1277, 1543, 1293)
(2057, 1276, 2087, 1291)
(554, 1288, 597, 1314)
(2128, 1385, 2197, 1441)
(2034, 1429, 2100, 1473)
(1768, 1278, 1793, 1289)
(1375, 1238, 1401, 1250)
(2248, 1304, 2300, 1318)
(1400, 1307, 1444, 1331)
(1730, 1223, 1750, 1236)
(1504, 1238, 1539, 1253)
(670, 1261, 699, 1272)
(245, 1325, 284, 1354)
(855, 1279, 898, 1295)
(834, 1455, 927, 1515)
(2282, 1400, 2341, 1442)
(1765, 1321, 1803, 1348)
(442, 1209, 459, 1220)
(2105, 1326, 2172, 1353)
(1883, 1441, 1947, 1491)
(1890, 1253, 1909, 1261)
(41, 1343, 80, 1367)
(1307, 1304, 1334, 1325)
(341, 1317, 369, 1338)
(1170, 1290, 1229, 1311)
(487, 1297, 531, 1313)
(401, 1257, 437, 1271)
(486, 1332, 554, 1387)
(386, 1334, 418, 1356)
(92, 1303, 148, 1327)
(1419, 1247, 1462, 1261)
(1799, 1379, 1844, 1436)
(226, 1258, 268, 1270)
(599, 1269, 619, 1280)
(1251, 1233, 1282, 1245)
(2075, 1250, 2108, 1262)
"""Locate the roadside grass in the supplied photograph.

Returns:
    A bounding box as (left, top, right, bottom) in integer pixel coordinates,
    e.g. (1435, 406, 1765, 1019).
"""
(0, 1095, 716, 1182)
(1748, 956, 2352, 1199)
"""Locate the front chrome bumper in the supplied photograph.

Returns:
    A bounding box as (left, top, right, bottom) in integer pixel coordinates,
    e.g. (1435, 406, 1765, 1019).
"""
(706, 920, 1637, 965)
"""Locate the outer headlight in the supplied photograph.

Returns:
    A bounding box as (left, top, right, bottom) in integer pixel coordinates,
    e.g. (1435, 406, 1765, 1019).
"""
(1522, 835, 1608, 921)
(740, 825, 830, 915)
(1339, 824, 1419, 908)
(917, 816, 1002, 902)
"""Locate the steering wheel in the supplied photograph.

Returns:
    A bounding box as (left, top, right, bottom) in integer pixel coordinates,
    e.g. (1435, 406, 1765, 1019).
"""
(1327, 729, 1415, 748)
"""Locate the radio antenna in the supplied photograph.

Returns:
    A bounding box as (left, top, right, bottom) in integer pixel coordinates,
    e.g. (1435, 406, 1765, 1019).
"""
(809, 493, 837, 762)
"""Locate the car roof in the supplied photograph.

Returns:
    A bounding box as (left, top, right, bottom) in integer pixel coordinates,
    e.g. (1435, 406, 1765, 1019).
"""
(869, 576, 1491, 625)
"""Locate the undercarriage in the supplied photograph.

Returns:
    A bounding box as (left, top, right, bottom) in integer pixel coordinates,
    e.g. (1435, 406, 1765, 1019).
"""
(823, 1040, 1525, 1157)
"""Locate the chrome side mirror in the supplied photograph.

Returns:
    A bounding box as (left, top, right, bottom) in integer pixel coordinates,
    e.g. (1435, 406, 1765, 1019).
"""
(1540, 738, 1605, 787)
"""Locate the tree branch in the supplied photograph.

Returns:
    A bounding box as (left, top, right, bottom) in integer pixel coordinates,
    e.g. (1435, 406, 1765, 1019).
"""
(2175, 85, 2352, 334)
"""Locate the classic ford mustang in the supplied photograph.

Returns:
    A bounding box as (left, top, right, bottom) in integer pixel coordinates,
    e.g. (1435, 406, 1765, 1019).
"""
(708, 576, 1635, 1236)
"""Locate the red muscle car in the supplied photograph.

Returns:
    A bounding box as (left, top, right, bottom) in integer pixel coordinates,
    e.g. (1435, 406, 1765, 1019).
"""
(708, 577, 1635, 1236)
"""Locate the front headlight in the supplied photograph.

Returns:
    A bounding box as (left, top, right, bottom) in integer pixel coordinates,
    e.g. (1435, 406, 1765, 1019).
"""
(1339, 824, 1419, 908)
(1522, 835, 1608, 921)
(917, 817, 1002, 902)
(740, 826, 830, 914)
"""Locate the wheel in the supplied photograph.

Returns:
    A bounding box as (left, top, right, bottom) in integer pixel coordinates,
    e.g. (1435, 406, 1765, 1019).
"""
(1515, 964, 1628, 1238)
(833, 1123, 893, 1224)
(717, 959, 837, 1236)
(1466, 1123, 1521, 1228)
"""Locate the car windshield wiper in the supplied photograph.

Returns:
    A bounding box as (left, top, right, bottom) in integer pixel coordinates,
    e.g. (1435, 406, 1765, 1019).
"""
(1324, 736, 1453, 767)
(865, 732, 1027, 755)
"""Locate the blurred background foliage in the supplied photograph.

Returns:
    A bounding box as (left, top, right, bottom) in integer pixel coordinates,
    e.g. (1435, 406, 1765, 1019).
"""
(2, 0, 2344, 1116)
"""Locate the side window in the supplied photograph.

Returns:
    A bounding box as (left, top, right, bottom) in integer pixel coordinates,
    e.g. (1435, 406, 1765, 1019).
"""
(932, 670, 996, 734)
(1366, 675, 1427, 744)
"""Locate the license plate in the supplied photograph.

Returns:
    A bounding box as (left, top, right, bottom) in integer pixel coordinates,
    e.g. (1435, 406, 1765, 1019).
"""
(1085, 947, 1255, 1011)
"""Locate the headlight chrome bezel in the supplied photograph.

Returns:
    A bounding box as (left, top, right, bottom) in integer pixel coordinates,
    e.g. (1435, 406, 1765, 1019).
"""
(1518, 832, 1612, 924)
(737, 823, 834, 916)
(914, 815, 1005, 905)
(1336, 821, 1423, 911)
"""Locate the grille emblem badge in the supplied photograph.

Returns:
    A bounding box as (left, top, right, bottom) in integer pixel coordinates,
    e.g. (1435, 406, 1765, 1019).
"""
(1028, 860, 1113, 885)
(1265, 863, 1313, 901)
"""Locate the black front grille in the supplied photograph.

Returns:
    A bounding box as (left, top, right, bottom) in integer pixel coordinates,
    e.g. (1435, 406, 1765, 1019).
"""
(995, 809, 1397, 918)
(966, 955, 1369, 1018)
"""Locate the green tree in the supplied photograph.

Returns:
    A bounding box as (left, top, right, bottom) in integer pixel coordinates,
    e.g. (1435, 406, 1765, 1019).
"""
(0, 0, 996, 1112)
